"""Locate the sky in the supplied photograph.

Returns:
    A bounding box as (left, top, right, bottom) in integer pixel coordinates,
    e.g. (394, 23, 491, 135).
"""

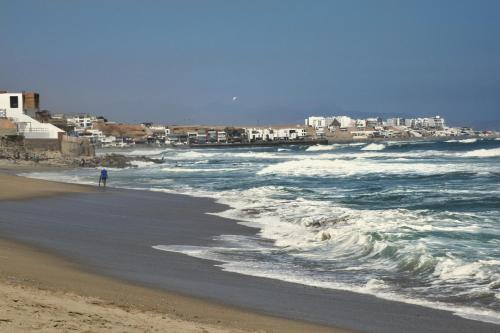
(1, 0, 500, 128)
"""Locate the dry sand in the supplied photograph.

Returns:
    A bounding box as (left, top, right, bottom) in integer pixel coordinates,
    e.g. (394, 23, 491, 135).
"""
(0, 269, 239, 333)
(0, 160, 91, 201)
(0, 171, 349, 333)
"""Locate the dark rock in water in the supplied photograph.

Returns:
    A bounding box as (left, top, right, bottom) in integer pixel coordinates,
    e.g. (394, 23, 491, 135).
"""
(78, 154, 165, 168)
(99, 154, 131, 168)
(138, 155, 164, 164)
(320, 232, 331, 241)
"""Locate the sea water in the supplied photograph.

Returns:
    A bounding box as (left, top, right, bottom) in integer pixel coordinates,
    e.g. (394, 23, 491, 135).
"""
(26, 138, 500, 323)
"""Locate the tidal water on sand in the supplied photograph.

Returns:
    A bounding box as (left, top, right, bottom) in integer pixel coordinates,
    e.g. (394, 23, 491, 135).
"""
(26, 138, 500, 323)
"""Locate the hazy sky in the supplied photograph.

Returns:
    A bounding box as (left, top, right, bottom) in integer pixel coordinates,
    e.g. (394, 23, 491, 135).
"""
(1, 0, 499, 128)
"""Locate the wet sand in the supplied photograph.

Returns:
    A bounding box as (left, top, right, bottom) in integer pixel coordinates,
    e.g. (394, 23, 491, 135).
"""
(0, 172, 350, 333)
(1, 172, 499, 332)
(0, 239, 247, 333)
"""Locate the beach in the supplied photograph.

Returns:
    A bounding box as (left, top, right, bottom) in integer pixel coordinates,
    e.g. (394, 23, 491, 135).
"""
(1, 164, 499, 333)
(0, 170, 349, 333)
(3, 0, 499, 330)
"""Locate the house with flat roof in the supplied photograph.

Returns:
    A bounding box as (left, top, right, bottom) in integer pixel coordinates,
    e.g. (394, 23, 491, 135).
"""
(0, 92, 64, 139)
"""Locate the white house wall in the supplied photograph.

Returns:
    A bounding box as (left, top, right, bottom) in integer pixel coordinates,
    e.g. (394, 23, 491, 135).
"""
(0, 92, 64, 139)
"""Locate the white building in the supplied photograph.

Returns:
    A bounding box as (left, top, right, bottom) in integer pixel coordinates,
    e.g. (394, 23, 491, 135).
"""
(78, 129, 106, 144)
(351, 130, 375, 140)
(66, 114, 97, 129)
(404, 118, 415, 128)
(0, 92, 64, 139)
(355, 119, 366, 128)
(217, 131, 227, 143)
(305, 116, 327, 129)
(433, 116, 445, 129)
(386, 117, 403, 127)
(187, 131, 198, 142)
(100, 135, 117, 147)
(276, 127, 306, 140)
(333, 116, 354, 128)
(245, 127, 307, 141)
(365, 118, 380, 128)
(410, 116, 446, 130)
(306, 115, 355, 137)
(245, 128, 265, 141)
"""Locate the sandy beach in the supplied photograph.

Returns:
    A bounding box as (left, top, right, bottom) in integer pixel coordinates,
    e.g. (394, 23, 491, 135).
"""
(0, 170, 350, 333)
(3, 0, 499, 330)
(0, 240, 245, 333)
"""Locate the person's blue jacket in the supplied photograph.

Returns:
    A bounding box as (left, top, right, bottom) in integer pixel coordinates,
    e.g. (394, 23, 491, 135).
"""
(101, 169, 108, 179)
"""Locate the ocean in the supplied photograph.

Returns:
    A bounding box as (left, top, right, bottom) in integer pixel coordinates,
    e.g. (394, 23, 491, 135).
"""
(26, 137, 500, 323)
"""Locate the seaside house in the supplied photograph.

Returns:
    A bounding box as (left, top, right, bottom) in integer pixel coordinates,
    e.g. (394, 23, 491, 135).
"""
(245, 128, 264, 141)
(351, 130, 375, 140)
(366, 118, 382, 128)
(0, 91, 64, 139)
(207, 129, 218, 143)
(217, 131, 227, 143)
(66, 114, 97, 130)
(197, 129, 207, 144)
(244, 126, 307, 142)
(333, 116, 354, 129)
(355, 119, 367, 128)
(305, 116, 327, 128)
(186, 131, 197, 143)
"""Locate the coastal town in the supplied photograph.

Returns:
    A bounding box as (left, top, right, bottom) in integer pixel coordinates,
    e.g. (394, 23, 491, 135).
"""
(2, 1, 500, 333)
(0, 90, 498, 163)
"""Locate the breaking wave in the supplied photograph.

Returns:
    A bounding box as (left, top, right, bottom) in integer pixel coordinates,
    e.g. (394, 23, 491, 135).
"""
(306, 144, 337, 151)
(361, 143, 386, 151)
(461, 148, 500, 158)
(153, 184, 500, 324)
(257, 158, 493, 177)
(445, 138, 478, 144)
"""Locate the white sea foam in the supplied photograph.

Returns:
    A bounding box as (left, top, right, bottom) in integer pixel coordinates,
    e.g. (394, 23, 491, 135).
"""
(130, 160, 157, 168)
(305, 145, 337, 151)
(387, 140, 434, 146)
(161, 167, 240, 173)
(361, 143, 385, 151)
(461, 148, 500, 158)
(464, 138, 478, 143)
(445, 138, 478, 144)
(256, 158, 492, 177)
(160, 190, 500, 322)
(153, 241, 500, 324)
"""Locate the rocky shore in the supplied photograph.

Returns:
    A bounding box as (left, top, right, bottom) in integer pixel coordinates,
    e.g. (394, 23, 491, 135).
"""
(0, 153, 164, 171)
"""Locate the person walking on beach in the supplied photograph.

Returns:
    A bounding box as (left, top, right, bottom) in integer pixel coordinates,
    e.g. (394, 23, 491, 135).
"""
(99, 168, 108, 187)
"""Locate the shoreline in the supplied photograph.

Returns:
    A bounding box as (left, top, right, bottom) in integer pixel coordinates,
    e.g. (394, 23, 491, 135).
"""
(0, 238, 344, 333)
(0, 172, 349, 333)
(0, 170, 497, 332)
(146, 135, 499, 149)
(106, 134, 498, 150)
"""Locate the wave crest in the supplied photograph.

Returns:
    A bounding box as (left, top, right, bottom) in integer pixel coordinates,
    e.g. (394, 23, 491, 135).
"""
(462, 148, 500, 158)
(361, 143, 386, 151)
